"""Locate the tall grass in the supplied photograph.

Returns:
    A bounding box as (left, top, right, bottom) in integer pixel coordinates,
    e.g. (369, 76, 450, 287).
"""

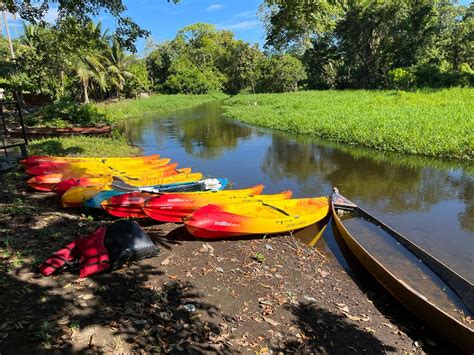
(97, 93, 227, 121)
(223, 88, 473, 160)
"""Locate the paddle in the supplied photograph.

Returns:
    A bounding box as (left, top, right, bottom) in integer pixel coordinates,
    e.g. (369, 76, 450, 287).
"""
(111, 177, 222, 193)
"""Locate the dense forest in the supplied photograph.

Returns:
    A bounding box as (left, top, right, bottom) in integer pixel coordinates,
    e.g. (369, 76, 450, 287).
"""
(0, 0, 472, 104)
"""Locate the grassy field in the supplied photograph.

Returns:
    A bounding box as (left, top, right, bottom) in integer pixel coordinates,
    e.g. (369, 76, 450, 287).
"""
(223, 88, 473, 160)
(97, 93, 226, 120)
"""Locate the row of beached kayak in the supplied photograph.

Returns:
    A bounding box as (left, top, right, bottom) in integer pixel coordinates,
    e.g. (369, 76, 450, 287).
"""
(22, 154, 329, 238)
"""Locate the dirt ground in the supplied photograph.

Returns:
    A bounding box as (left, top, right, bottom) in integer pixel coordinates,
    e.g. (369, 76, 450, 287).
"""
(0, 169, 461, 354)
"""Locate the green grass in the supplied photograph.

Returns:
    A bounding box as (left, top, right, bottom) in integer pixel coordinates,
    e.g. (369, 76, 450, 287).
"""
(97, 93, 227, 121)
(28, 135, 140, 157)
(223, 88, 474, 160)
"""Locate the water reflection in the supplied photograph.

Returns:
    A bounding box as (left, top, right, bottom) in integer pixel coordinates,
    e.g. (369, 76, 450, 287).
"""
(122, 101, 473, 281)
(263, 134, 473, 216)
(120, 103, 252, 159)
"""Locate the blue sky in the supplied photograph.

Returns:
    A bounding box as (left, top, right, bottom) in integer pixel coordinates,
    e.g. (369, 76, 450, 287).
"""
(99, 0, 265, 54)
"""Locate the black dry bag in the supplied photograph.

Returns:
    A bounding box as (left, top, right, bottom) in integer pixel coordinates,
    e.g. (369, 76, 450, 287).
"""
(104, 220, 158, 270)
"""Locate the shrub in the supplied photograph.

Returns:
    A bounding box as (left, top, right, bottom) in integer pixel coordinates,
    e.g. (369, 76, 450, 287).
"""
(27, 98, 112, 127)
(388, 68, 416, 90)
(256, 54, 307, 93)
(164, 58, 224, 94)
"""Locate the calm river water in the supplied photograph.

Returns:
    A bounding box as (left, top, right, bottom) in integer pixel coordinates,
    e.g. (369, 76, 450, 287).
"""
(120, 101, 473, 281)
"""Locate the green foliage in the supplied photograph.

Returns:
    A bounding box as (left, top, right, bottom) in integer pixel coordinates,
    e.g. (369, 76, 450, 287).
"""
(8, 20, 144, 102)
(264, 1, 473, 90)
(164, 58, 224, 94)
(124, 60, 151, 97)
(27, 98, 111, 127)
(223, 88, 474, 160)
(388, 68, 416, 90)
(146, 23, 306, 95)
(257, 54, 307, 93)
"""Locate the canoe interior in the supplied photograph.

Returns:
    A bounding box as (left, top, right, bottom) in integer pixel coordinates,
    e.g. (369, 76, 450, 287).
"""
(338, 209, 472, 323)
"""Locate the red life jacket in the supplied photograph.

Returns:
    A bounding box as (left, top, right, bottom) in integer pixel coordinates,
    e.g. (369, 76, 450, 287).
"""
(39, 227, 110, 278)
(39, 240, 78, 276)
(76, 227, 110, 278)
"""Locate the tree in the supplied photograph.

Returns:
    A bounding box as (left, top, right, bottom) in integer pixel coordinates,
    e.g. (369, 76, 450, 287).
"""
(257, 54, 307, 93)
(266, 0, 473, 89)
(124, 59, 151, 97)
(74, 54, 105, 103)
(262, 0, 343, 51)
(103, 38, 133, 98)
(0, 0, 181, 51)
(164, 57, 224, 94)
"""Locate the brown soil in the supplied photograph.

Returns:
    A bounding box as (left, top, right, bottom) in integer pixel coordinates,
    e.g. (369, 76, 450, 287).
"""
(0, 169, 459, 354)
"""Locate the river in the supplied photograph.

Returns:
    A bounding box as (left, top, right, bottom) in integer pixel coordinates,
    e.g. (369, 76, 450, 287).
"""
(119, 101, 473, 282)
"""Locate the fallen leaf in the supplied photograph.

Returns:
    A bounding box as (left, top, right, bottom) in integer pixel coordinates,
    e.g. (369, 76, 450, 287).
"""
(344, 313, 370, 322)
(161, 256, 172, 266)
(263, 317, 280, 327)
(80, 294, 94, 300)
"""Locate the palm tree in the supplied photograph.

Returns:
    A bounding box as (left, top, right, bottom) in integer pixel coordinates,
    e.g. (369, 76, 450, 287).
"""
(75, 54, 106, 103)
(103, 38, 134, 98)
(21, 23, 43, 48)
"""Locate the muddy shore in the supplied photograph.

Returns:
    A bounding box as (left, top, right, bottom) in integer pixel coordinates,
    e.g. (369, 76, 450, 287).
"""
(0, 170, 457, 353)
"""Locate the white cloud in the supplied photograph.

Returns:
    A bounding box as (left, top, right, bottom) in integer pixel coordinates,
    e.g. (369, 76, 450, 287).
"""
(217, 20, 260, 30)
(206, 4, 223, 12)
(235, 10, 256, 19)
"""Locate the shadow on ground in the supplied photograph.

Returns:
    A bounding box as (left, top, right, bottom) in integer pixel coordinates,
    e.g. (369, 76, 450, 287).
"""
(0, 170, 229, 353)
(276, 302, 396, 353)
(27, 140, 85, 156)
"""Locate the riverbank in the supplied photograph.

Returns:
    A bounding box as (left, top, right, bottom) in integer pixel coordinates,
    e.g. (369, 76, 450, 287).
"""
(222, 88, 473, 160)
(96, 93, 226, 120)
(26, 94, 224, 157)
(0, 170, 447, 353)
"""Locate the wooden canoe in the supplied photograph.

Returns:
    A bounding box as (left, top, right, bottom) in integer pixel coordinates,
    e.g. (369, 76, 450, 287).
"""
(9, 125, 112, 138)
(330, 188, 474, 352)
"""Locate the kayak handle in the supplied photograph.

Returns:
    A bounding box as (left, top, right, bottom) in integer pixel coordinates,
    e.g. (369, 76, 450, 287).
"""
(261, 202, 290, 216)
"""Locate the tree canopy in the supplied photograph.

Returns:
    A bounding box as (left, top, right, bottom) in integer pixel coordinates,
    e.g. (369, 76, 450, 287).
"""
(146, 23, 306, 95)
(263, 0, 473, 89)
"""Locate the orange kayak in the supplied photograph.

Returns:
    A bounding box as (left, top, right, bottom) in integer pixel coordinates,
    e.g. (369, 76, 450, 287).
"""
(185, 197, 329, 238)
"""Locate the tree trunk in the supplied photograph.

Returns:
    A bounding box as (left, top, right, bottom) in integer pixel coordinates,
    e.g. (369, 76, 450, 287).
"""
(83, 80, 89, 104)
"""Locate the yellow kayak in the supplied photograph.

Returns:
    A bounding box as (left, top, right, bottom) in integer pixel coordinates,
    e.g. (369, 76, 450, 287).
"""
(185, 197, 329, 238)
(61, 172, 203, 207)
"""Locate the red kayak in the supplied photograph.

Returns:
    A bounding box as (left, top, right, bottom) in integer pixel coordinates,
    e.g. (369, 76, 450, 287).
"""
(142, 186, 294, 223)
(26, 160, 178, 176)
(21, 154, 161, 168)
(101, 192, 154, 218)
